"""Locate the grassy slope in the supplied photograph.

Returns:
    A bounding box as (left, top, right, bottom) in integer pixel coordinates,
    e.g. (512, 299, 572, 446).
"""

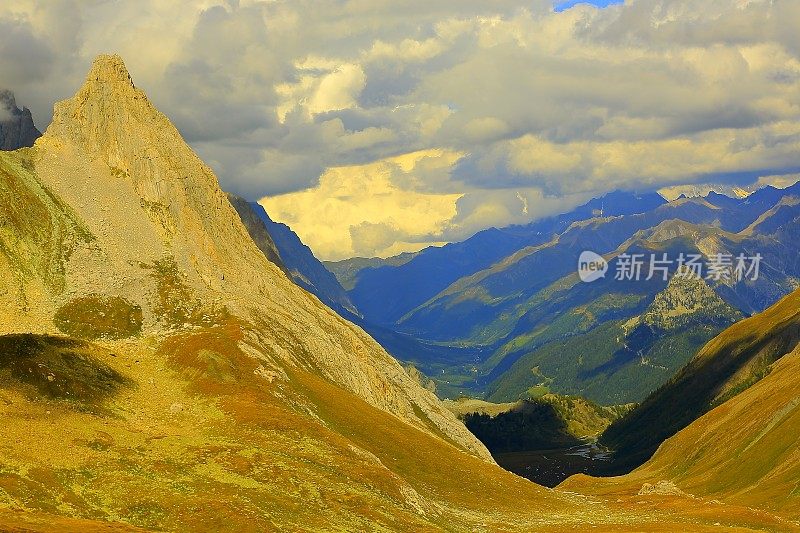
(486, 262, 743, 404)
(599, 288, 800, 474)
(0, 161, 790, 529)
(564, 343, 800, 523)
(0, 324, 788, 532)
(0, 148, 91, 297)
(487, 319, 731, 405)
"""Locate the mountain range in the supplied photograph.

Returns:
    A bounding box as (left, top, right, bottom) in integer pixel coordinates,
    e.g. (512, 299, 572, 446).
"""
(3, 54, 800, 531)
(324, 183, 800, 406)
(0, 55, 540, 531)
(564, 285, 800, 521)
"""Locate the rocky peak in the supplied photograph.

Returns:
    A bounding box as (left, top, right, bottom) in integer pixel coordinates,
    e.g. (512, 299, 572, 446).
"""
(21, 55, 493, 461)
(0, 89, 41, 150)
(42, 53, 225, 243)
(86, 54, 137, 88)
(639, 271, 742, 330)
(46, 55, 167, 171)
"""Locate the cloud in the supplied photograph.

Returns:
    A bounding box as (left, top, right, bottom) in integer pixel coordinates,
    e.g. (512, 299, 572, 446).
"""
(756, 173, 800, 190)
(454, 122, 800, 195)
(260, 150, 462, 259)
(2, 0, 800, 257)
(349, 222, 403, 258)
(0, 14, 55, 85)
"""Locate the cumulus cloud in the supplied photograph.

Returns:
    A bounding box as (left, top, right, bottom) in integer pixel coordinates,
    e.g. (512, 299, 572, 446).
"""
(2, 0, 800, 257)
(260, 150, 462, 259)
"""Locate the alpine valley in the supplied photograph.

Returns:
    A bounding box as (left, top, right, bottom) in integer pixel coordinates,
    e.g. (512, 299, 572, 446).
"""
(2, 54, 800, 532)
(328, 184, 800, 406)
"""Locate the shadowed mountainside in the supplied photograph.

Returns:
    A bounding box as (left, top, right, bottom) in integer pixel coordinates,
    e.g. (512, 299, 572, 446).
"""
(596, 287, 800, 475)
(565, 291, 800, 523)
(241, 198, 360, 317)
(323, 183, 800, 406)
(339, 191, 666, 326)
(0, 90, 41, 151)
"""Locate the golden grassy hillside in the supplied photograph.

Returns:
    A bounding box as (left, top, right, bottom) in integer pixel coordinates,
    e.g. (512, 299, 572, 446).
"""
(565, 288, 800, 527)
(565, 342, 800, 525)
(0, 324, 791, 532)
(600, 288, 800, 472)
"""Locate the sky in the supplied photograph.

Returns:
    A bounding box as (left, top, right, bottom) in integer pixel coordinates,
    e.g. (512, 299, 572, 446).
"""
(1, 0, 800, 260)
(555, 1, 624, 11)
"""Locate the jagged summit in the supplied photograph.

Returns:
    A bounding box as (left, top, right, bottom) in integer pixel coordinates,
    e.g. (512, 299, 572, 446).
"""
(0, 89, 41, 150)
(86, 54, 136, 87)
(45, 54, 172, 168)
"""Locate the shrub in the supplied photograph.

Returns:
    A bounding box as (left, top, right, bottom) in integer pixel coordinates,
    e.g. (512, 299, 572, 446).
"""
(54, 295, 143, 340)
(146, 257, 230, 328)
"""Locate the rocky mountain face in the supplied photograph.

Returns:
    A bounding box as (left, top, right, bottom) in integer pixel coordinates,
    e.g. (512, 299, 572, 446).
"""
(633, 272, 742, 331)
(238, 199, 360, 318)
(19, 54, 494, 456)
(0, 90, 41, 150)
(0, 55, 620, 530)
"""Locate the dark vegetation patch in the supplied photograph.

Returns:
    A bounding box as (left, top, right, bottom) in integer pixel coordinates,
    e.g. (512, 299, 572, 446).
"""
(464, 401, 583, 453)
(143, 257, 230, 329)
(463, 395, 631, 486)
(0, 334, 130, 406)
(54, 295, 143, 340)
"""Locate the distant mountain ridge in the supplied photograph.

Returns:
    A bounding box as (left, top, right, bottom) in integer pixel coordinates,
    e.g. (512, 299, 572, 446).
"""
(659, 182, 754, 201)
(337, 191, 666, 327)
(0, 90, 41, 150)
(321, 181, 800, 405)
(246, 199, 360, 318)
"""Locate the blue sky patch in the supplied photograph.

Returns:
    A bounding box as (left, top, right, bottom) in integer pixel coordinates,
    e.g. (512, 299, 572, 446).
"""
(554, 0, 624, 11)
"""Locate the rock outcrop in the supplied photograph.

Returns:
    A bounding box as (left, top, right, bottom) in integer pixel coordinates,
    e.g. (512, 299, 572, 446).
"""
(0, 90, 41, 150)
